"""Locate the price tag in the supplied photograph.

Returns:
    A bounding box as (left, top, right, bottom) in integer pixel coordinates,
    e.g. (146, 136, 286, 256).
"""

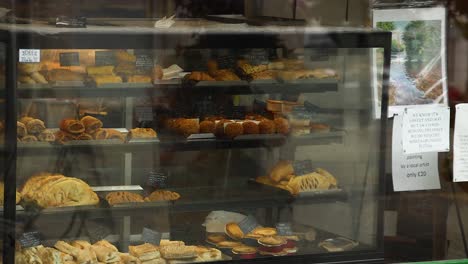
(276, 223, 293, 236)
(19, 49, 40, 63)
(392, 115, 440, 191)
(142, 227, 161, 245)
(95, 51, 117, 66)
(241, 49, 269, 65)
(147, 171, 167, 189)
(238, 215, 259, 234)
(59, 52, 80, 66)
(217, 54, 237, 69)
(293, 160, 314, 176)
(402, 107, 450, 154)
(454, 104, 468, 182)
(18, 231, 41, 248)
(135, 50, 154, 73)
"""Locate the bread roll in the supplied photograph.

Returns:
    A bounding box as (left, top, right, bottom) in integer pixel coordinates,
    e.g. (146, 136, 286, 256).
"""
(178, 119, 199, 137)
(274, 117, 290, 135)
(199, 121, 215, 134)
(242, 121, 259, 134)
(224, 122, 243, 139)
(259, 120, 276, 134)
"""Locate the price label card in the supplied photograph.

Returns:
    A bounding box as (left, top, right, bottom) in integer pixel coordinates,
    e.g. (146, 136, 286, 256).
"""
(135, 50, 154, 73)
(293, 160, 314, 176)
(19, 49, 40, 63)
(392, 115, 440, 191)
(59, 52, 80, 66)
(241, 49, 269, 65)
(18, 231, 41, 248)
(454, 104, 468, 182)
(402, 107, 450, 154)
(142, 227, 161, 245)
(95, 51, 117, 66)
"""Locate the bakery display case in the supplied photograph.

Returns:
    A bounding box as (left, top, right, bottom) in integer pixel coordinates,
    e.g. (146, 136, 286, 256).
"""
(0, 19, 391, 264)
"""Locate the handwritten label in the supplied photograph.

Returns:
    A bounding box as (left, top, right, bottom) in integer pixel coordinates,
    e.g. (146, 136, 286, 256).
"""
(293, 160, 314, 176)
(18, 232, 41, 248)
(142, 228, 161, 245)
(59, 52, 80, 66)
(392, 115, 440, 191)
(276, 222, 293, 236)
(135, 50, 153, 73)
(19, 49, 40, 63)
(454, 104, 468, 182)
(238, 215, 259, 234)
(95, 51, 117, 66)
(402, 107, 450, 154)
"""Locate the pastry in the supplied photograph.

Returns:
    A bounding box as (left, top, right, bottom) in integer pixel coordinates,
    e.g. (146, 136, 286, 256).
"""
(129, 243, 160, 261)
(71, 240, 92, 250)
(224, 122, 243, 139)
(47, 69, 84, 82)
(60, 119, 85, 134)
(38, 246, 74, 264)
(80, 116, 103, 135)
(93, 75, 123, 86)
(55, 130, 76, 143)
(87, 66, 115, 76)
(20, 173, 59, 200)
(17, 121, 27, 138)
(237, 62, 268, 75)
(215, 119, 231, 137)
(152, 65, 164, 81)
(232, 245, 257, 255)
(199, 120, 215, 134)
(206, 234, 226, 245)
(159, 245, 197, 260)
(54, 241, 81, 256)
(195, 246, 222, 262)
(216, 241, 243, 248)
(129, 128, 157, 139)
(251, 227, 277, 237)
(91, 245, 120, 263)
(30, 72, 48, 84)
(116, 50, 136, 63)
(0, 182, 21, 205)
(287, 172, 331, 194)
(19, 116, 33, 125)
(159, 240, 185, 248)
(258, 120, 276, 134)
(75, 133, 93, 140)
(316, 168, 338, 188)
(106, 129, 126, 142)
(18, 63, 41, 74)
(269, 160, 294, 183)
(15, 247, 42, 264)
(225, 222, 244, 240)
(37, 129, 56, 142)
(106, 191, 144, 205)
(207, 60, 218, 76)
(184, 72, 215, 82)
(93, 129, 108, 140)
(119, 253, 140, 264)
(127, 75, 152, 83)
(145, 190, 180, 201)
(274, 117, 290, 135)
(210, 69, 240, 81)
(242, 121, 259, 135)
(18, 75, 36, 84)
(20, 117, 46, 134)
(93, 240, 118, 252)
(250, 70, 276, 80)
(310, 123, 330, 133)
(177, 119, 199, 137)
(21, 135, 38, 142)
(258, 236, 286, 246)
(141, 259, 166, 264)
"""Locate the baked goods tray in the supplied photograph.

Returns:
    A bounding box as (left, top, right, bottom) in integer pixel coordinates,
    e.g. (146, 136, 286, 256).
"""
(288, 130, 346, 145)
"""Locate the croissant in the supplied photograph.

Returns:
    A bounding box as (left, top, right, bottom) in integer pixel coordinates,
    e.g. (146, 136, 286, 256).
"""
(80, 116, 103, 135)
(60, 119, 85, 134)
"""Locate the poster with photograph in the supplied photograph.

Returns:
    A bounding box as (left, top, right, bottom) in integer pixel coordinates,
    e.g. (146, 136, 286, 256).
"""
(373, 7, 447, 118)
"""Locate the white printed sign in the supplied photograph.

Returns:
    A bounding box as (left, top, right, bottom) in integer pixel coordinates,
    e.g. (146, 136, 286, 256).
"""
(402, 107, 450, 154)
(392, 115, 440, 191)
(454, 104, 468, 182)
(19, 49, 40, 63)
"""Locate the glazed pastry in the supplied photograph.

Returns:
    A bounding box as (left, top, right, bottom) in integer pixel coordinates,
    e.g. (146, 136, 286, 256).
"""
(237, 62, 268, 75)
(258, 120, 276, 134)
(47, 69, 84, 82)
(225, 222, 244, 240)
(159, 240, 185, 247)
(287, 172, 332, 194)
(17, 121, 27, 138)
(195, 246, 222, 262)
(80, 116, 103, 135)
(75, 133, 93, 140)
(129, 243, 161, 261)
(87, 66, 115, 76)
(18, 75, 36, 84)
(129, 128, 157, 139)
(71, 240, 92, 250)
(145, 190, 180, 201)
(37, 246, 74, 264)
(37, 129, 56, 142)
(316, 168, 338, 188)
(106, 191, 144, 205)
(199, 120, 215, 134)
(21, 135, 38, 142)
(184, 72, 215, 81)
(106, 129, 126, 142)
(269, 160, 294, 183)
(242, 121, 259, 135)
(274, 117, 290, 135)
(127, 75, 152, 83)
(258, 236, 286, 246)
(20, 173, 59, 200)
(54, 241, 80, 256)
(224, 122, 243, 139)
(60, 119, 85, 134)
(30, 72, 48, 84)
(93, 75, 123, 85)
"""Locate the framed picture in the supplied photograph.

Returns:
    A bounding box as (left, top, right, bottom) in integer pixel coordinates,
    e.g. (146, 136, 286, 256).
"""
(373, 7, 447, 118)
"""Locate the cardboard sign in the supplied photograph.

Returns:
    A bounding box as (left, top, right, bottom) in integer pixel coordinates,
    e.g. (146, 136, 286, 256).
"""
(18, 232, 41, 248)
(402, 107, 450, 154)
(238, 215, 259, 234)
(392, 115, 440, 191)
(454, 104, 468, 182)
(19, 49, 40, 63)
(293, 160, 314, 176)
(142, 228, 161, 245)
(95, 51, 117, 66)
(59, 52, 80, 66)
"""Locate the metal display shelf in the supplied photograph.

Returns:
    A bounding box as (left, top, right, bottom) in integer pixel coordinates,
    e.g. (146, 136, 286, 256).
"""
(13, 79, 338, 98)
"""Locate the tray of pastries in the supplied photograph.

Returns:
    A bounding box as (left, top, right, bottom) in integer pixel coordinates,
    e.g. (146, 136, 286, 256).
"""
(101, 189, 181, 207)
